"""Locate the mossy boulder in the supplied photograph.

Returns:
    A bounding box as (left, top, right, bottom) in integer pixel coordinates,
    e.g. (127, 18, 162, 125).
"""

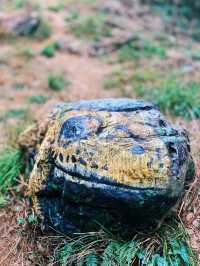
(20, 99, 194, 235)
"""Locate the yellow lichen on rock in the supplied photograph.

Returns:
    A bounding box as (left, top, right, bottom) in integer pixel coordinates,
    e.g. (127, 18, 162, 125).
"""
(30, 109, 172, 190)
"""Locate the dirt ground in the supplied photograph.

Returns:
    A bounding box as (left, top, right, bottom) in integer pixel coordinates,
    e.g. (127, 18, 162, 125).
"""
(1, 0, 200, 265)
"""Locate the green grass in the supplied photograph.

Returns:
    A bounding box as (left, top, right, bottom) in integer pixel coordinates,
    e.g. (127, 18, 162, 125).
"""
(12, 0, 28, 9)
(118, 39, 167, 62)
(0, 194, 7, 207)
(70, 14, 112, 41)
(104, 68, 159, 91)
(131, 68, 159, 83)
(48, 73, 67, 91)
(135, 78, 200, 119)
(28, 94, 48, 104)
(41, 42, 60, 58)
(57, 221, 197, 266)
(0, 108, 27, 122)
(0, 147, 24, 195)
(0, 120, 32, 206)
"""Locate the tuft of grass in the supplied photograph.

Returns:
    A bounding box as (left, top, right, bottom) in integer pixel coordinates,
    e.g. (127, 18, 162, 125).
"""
(70, 14, 112, 41)
(135, 78, 200, 119)
(41, 42, 60, 58)
(56, 222, 197, 266)
(0, 108, 33, 124)
(0, 108, 27, 122)
(118, 39, 167, 62)
(0, 195, 7, 207)
(28, 94, 48, 104)
(48, 73, 67, 91)
(12, 0, 28, 9)
(0, 147, 24, 195)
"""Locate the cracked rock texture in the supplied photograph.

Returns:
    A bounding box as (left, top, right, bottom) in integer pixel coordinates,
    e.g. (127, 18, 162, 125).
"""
(23, 98, 194, 235)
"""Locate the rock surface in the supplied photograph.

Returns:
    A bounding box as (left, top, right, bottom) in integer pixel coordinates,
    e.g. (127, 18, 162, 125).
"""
(0, 10, 40, 36)
(25, 98, 193, 235)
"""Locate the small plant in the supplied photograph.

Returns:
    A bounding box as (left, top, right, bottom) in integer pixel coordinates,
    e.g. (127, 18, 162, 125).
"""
(118, 38, 166, 62)
(41, 42, 60, 58)
(142, 39, 167, 58)
(27, 213, 37, 224)
(0, 195, 7, 207)
(135, 78, 200, 119)
(17, 216, 25, 225)
(0, 108, 26, 122)
(0, 147, 24, 195)
(48, 73, 66, 91)
(28, 94, 48, 104)
(57, 222, 197, 266)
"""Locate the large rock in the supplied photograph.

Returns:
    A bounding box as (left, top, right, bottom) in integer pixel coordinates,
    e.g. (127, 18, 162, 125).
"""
(0, 10, 40, 36)
(23, 99, 193, 235)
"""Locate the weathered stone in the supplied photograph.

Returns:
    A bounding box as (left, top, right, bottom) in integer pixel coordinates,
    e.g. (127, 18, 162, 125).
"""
(25, 99, 193, 235)
(0, 10, 40, 36)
